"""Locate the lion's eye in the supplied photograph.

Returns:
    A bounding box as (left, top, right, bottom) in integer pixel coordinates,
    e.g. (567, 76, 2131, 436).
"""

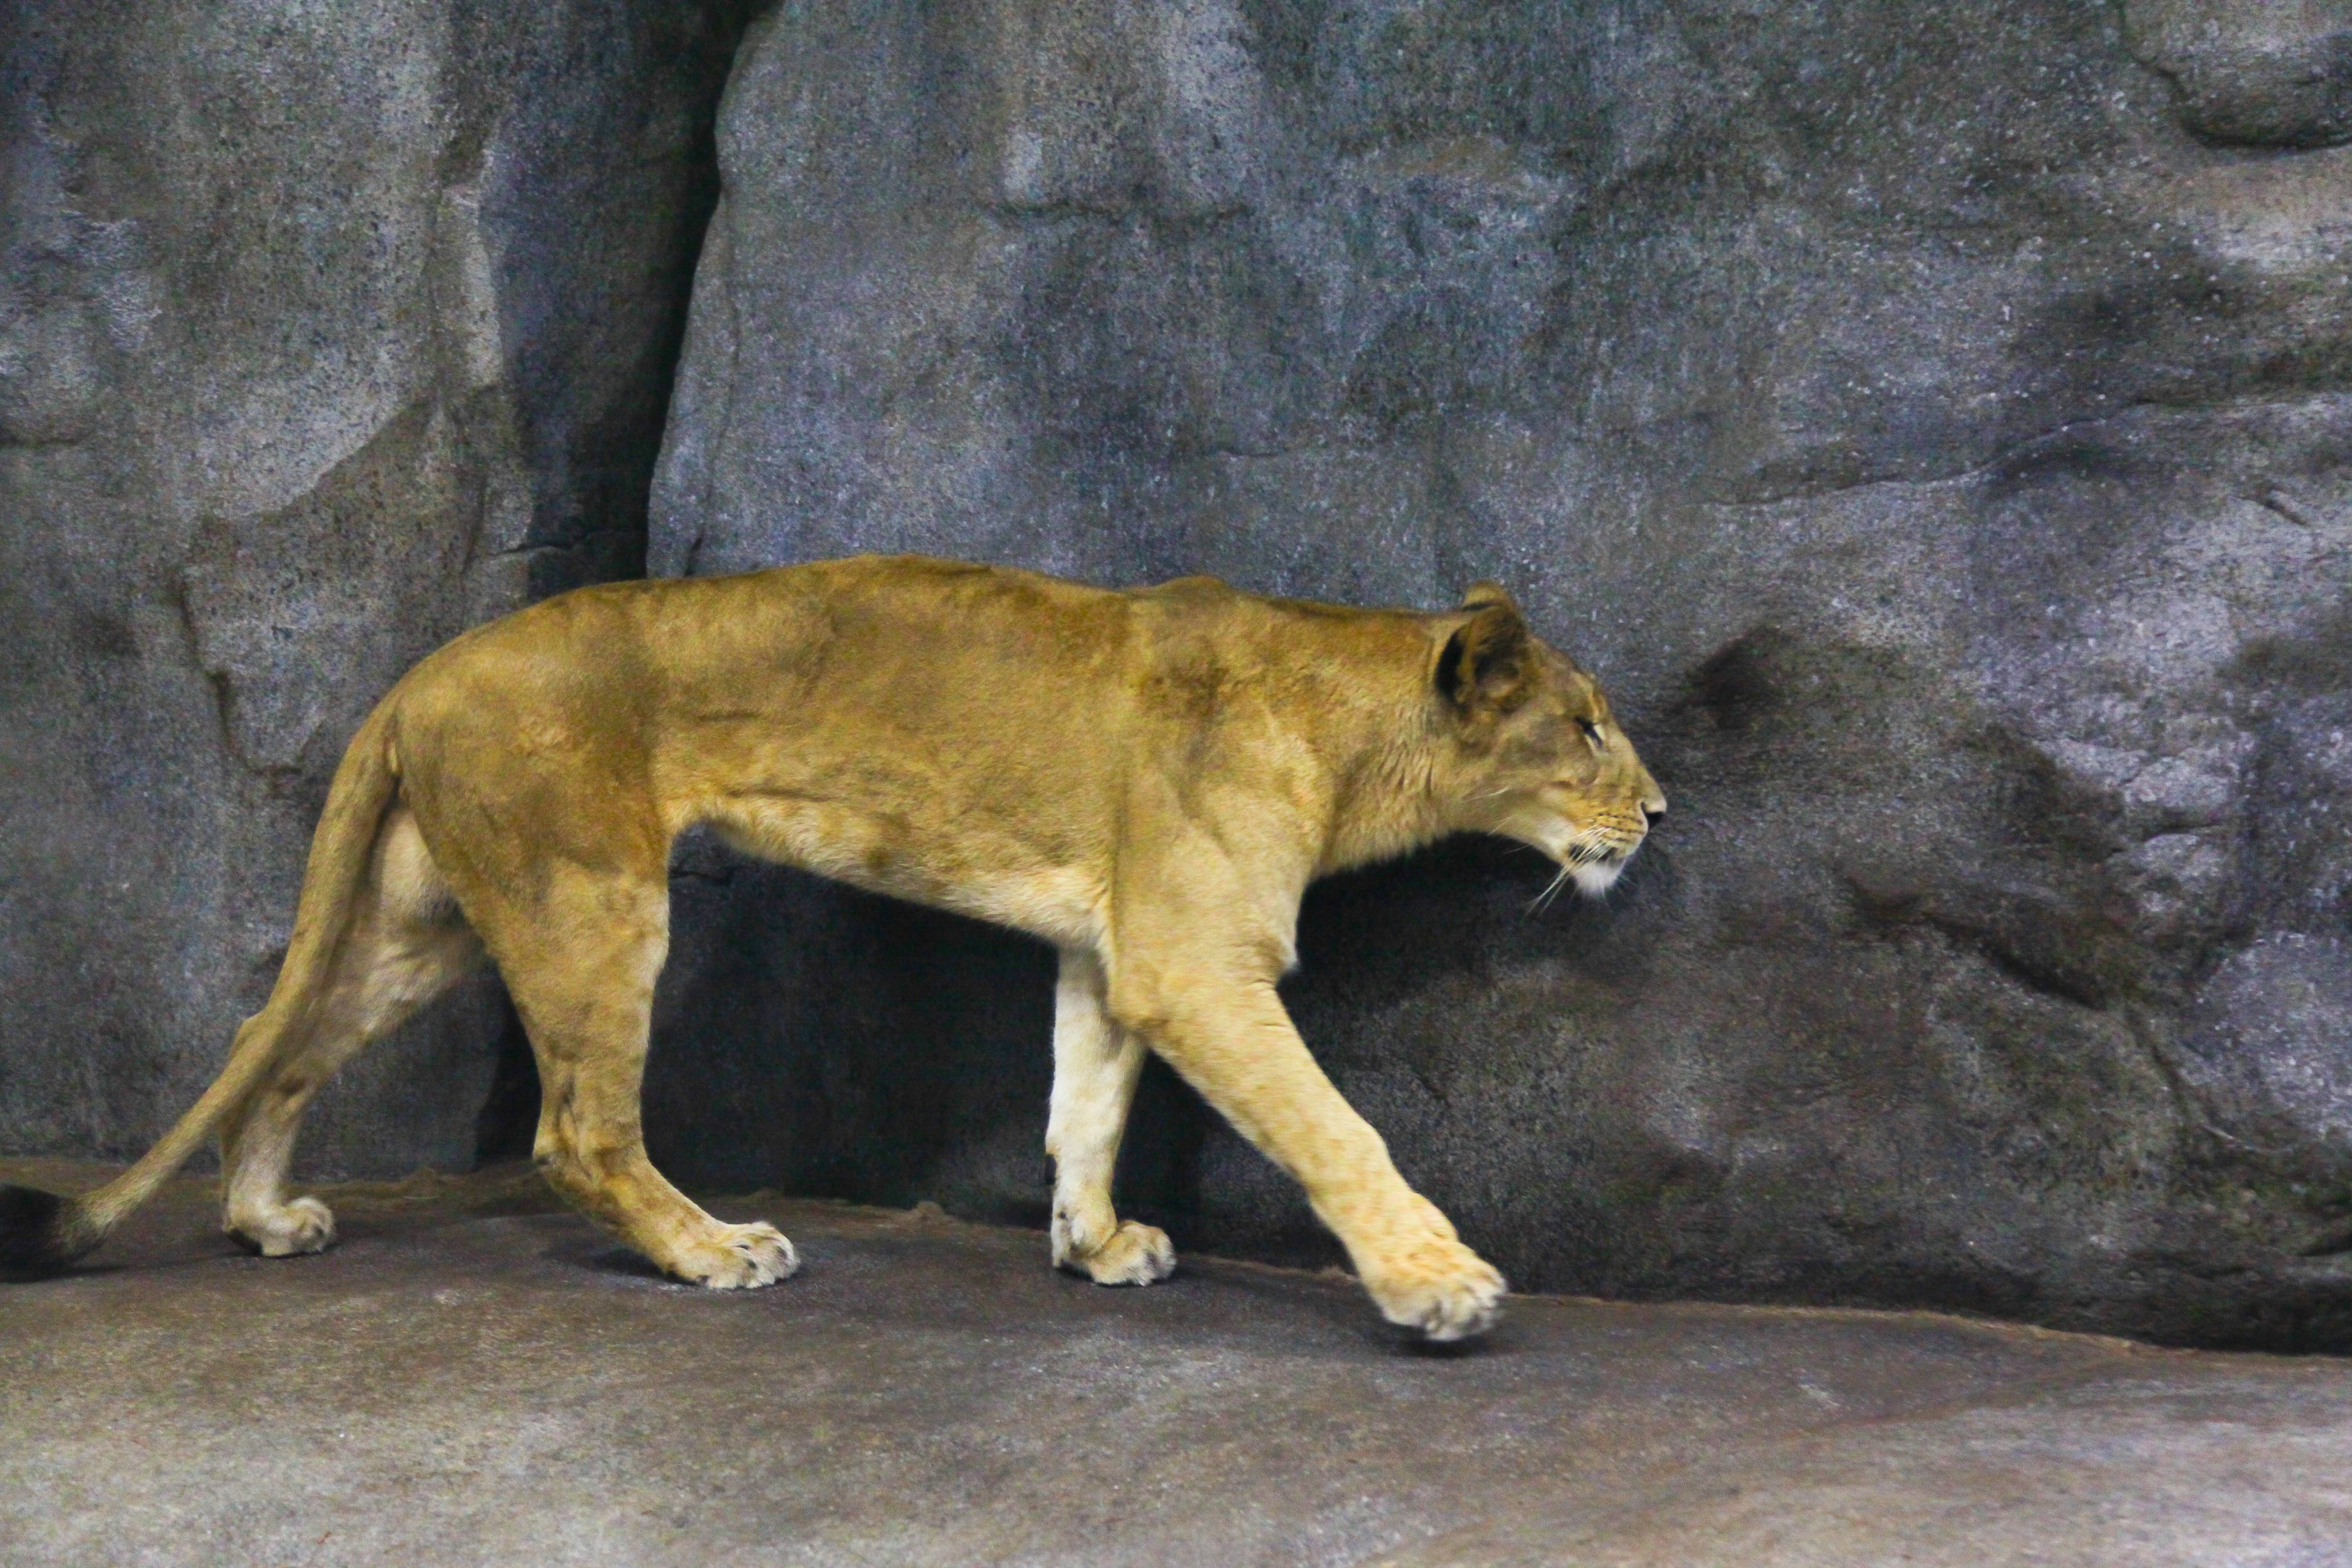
(1578, 717, 1604, 746)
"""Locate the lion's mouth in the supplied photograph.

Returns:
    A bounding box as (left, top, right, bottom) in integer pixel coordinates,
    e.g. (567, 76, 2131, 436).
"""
(1531, 833, 1642, 907)
(1570, 828, 1645, 865)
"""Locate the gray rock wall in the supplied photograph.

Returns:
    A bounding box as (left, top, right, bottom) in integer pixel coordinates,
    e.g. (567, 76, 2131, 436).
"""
(648, 0, 2352, 1346)
(0, 0, 745, 1174)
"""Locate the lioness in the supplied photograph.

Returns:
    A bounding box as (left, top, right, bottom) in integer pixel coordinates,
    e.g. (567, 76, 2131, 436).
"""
(1, 556, 1662, 1340)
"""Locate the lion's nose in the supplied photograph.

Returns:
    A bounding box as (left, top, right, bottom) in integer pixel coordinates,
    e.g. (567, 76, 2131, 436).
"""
(1642, 801, 1666, 827)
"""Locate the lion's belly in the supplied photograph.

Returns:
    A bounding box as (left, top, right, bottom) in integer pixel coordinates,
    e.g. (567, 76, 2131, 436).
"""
(699, 794, 1106, 949)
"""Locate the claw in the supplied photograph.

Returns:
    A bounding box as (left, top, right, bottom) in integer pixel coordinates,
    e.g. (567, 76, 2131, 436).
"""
(674, 1220, 797, 1289)
(1056, 1218, 1177, 1286)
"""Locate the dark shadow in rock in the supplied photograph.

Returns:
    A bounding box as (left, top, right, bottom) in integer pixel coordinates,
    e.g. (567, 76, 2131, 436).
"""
(1115, 1053, 1213, 1248)
(1289, 833, 1667, 1021)
(646, 848, 1057, 1221)
(470, 992, 540, 1165)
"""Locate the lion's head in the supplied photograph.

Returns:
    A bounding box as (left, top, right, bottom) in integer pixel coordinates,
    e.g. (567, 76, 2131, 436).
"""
(1430, 582, 1665, 898)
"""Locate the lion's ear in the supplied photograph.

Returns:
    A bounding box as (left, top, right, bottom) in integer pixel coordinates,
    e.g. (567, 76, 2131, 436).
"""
(1436, 600, 1531, 714)
(1458, 581, 1518, 613)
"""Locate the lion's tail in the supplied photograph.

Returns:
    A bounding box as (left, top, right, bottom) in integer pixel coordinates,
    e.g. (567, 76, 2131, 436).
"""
(0, 704, 404, 1281)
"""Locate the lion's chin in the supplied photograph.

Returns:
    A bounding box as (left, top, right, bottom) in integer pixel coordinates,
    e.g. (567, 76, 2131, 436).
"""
(1569, 846, 1636, 896)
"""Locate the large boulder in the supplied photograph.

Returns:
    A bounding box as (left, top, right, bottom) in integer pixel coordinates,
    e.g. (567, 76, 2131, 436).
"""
(649, 0, 2352, 1347)
(0, 0, 744, 1174)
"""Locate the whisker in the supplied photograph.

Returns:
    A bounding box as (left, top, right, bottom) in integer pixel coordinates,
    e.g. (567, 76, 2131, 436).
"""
(1525, 864, 1572, 914)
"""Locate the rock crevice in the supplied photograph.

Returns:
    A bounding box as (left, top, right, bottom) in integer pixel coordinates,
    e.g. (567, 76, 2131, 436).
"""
(0, 0, 750, 1175)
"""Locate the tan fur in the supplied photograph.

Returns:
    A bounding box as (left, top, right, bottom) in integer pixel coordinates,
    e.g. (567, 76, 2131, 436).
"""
(45, 556, 1664, 1340)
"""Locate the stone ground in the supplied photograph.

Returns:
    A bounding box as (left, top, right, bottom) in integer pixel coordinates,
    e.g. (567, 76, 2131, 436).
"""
(3, 1159, 2349, 1568)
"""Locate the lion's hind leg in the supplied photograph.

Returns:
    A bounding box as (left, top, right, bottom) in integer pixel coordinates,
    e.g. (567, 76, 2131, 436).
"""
(476, 864, 794, 1289)
(220, 804, 485, 1257)
(1046, 949, 1175, 1286)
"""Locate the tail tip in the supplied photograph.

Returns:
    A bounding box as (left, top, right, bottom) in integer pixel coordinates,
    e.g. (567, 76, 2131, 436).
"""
(0, 1185, 80, 1281)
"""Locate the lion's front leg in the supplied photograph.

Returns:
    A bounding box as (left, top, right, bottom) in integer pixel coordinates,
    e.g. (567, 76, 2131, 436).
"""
(1113, 959, 1506, 1341)
(1046, 949, 1175, 1286)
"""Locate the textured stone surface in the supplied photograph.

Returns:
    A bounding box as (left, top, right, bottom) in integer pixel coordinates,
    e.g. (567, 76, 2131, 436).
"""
(649, 1, 2352, 1347)
(2127, 0, 2352, 149)
(0, 1, 745, 1173)
(7, 1158, 2352, 1568)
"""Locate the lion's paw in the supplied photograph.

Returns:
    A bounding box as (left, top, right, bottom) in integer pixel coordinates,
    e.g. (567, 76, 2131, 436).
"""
(1055, 1216, 1177, 1286)
(228, 1195, 338, 1259)
(669, 1220, 797, 1289)
(1364, 1235, 1506, 1342)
